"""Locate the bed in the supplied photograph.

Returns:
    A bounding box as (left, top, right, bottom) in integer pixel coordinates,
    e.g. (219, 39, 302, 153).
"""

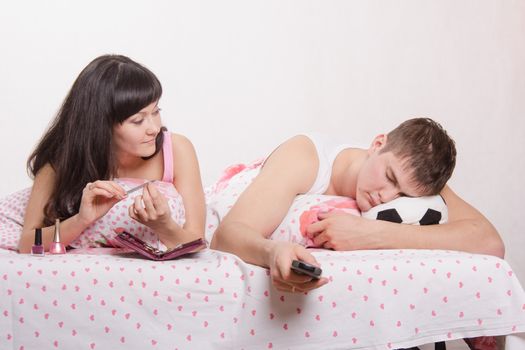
(1, 177, 525, 349)
(1, 246, 524, 349)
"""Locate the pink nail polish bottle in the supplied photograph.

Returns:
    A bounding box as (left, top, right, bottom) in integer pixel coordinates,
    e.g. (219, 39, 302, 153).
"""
(31, 228, 45, 256)
(49, 219, 66, 255)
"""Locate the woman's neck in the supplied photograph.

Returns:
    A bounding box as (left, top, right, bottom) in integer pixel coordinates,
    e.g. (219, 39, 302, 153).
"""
(115, 152, 147, 178)
(115, 149, 164, 180)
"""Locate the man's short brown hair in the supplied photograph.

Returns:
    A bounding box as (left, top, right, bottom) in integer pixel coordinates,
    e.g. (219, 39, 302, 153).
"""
(381, 117, 456, 195)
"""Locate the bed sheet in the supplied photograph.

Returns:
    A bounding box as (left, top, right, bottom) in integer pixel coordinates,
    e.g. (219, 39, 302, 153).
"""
(1, 247, 524, 350)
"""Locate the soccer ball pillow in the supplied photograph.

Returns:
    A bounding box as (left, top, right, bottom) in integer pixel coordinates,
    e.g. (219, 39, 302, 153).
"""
(361, 195, 448, 225)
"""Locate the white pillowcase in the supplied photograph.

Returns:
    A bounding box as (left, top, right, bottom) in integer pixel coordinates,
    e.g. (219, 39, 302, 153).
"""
(270, 194, 448, 248)
(362, 195, 448, 225)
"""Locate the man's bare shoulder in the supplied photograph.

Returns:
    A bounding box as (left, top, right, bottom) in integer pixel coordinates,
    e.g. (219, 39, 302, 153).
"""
(258, 135, 319, 194)
(267, 134, 317, 163)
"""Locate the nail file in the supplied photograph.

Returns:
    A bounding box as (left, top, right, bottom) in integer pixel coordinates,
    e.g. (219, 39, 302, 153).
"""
(126, 180, 156, 195)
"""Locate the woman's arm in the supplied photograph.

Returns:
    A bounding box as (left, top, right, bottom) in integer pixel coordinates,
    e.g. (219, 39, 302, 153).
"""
(19, 165, 99, 252)
(127, 134, 206, 247)
(19, 164, 127, 253)
(20, 165, 83, 253)
(171, 133, 206, 242)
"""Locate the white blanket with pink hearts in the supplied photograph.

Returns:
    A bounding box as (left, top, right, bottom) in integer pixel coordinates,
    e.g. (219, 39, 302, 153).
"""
(1, 246, 524, 349)
(1, 162, 525, 349)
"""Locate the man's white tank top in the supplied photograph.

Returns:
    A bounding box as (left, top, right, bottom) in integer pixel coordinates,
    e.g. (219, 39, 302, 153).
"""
(302, 133, 354, 195)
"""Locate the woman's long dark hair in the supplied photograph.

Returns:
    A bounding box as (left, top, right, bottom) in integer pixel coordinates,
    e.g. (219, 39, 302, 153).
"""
(27, 54, 164, 225)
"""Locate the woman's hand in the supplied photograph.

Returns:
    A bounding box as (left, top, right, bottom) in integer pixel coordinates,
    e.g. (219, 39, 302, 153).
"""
(78, 181, 126, 226)
(267, 241, 329, 293)
(128, 182, 178, 241)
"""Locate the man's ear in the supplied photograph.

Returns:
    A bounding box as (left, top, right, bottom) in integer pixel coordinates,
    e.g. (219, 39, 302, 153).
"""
(368, 134, 388, 155)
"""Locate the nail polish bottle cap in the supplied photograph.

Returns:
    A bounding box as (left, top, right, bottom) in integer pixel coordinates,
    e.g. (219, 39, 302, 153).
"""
(34, 228, 42, 246)
(53, 219, 61, 243)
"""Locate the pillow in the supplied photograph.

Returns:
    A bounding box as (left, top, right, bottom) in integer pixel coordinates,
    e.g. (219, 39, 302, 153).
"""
(361, 195, 448, 225)
(270, 194, 448, 248)
(0, 187, 31, 250)
(70, 178, 185, 249)
(0, 179, 186, 251)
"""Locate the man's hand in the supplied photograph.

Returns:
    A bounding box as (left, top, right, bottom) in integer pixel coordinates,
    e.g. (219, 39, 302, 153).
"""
(267, 241, 329, 293)
(305, 211, 385, 251)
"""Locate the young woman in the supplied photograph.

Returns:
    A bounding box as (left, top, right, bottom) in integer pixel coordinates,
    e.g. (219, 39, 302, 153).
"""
(18, 54, 205, 253)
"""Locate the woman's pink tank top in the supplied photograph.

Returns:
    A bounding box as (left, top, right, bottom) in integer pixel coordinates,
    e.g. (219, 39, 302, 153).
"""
(70, 131, 185, 249)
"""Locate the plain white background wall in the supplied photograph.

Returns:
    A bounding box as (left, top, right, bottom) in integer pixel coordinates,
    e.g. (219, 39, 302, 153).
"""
(1, 1, 524, 284)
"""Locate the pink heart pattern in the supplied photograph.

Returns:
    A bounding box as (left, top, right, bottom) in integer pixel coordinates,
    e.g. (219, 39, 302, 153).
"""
(1, 248, 524, 349)
(0, 182, 185, 251)
(1, 167, 525, 348)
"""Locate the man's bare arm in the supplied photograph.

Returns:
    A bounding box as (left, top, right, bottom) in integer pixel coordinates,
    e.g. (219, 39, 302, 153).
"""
(306, 186, 504, 258)
(211, 136, 330, 292)
(211, 135, 318, 266)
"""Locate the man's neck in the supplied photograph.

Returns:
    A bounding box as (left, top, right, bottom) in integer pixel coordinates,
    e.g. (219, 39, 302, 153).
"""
(330, 148, 367, 199)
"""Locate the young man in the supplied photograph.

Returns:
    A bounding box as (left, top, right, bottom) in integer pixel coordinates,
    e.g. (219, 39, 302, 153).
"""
(210, 118, 504, 294)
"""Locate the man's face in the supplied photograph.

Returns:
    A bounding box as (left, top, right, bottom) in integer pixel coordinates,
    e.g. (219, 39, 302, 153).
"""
(355, 136, 423, 212)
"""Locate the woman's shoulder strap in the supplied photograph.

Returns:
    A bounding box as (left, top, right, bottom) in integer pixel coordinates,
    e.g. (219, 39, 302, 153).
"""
(161, 131, 174, 183)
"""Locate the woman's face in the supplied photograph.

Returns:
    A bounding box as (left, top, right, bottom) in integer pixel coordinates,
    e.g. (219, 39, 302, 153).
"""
(113, 101, 162, 159)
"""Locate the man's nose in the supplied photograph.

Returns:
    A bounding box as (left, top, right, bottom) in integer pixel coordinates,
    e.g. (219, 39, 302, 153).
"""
(380, 187, 399, 204)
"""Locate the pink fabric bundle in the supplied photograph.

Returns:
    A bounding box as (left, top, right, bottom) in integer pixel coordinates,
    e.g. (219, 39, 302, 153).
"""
(299, 197, 360, 247)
